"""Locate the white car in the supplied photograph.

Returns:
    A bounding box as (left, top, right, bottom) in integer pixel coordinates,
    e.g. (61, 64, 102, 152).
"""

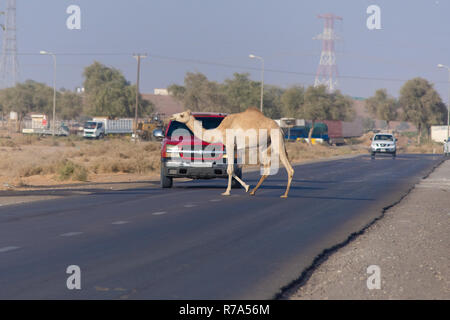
(371, 133, 397, 159)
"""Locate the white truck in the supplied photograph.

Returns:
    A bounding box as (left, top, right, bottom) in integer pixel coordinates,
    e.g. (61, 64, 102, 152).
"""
(22, 114, 69, 136)
(83, 118, 133, 139)
(431, 125, 450, 143)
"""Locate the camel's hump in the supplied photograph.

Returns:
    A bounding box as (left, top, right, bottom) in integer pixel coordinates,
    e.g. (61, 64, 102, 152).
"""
(245, 107, 261, 113)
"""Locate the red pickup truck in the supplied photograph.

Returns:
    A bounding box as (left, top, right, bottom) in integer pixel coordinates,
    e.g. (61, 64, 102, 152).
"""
(157, 112, 242, 188)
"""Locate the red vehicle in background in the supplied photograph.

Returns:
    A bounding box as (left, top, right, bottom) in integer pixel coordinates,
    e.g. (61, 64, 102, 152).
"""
(153, 112, 242, 188)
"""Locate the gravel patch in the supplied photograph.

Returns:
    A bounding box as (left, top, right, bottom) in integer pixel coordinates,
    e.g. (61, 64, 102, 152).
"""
(290, 159, 450, 300)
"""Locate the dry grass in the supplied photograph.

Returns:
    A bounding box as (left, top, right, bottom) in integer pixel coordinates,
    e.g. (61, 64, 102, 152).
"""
(0, 131, 160, 189)
(285, 141, 366, 163)
(0, 128, 445, 190)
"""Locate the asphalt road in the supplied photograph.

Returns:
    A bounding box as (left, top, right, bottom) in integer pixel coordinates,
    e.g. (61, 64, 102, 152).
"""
(0, 154, 444, 299)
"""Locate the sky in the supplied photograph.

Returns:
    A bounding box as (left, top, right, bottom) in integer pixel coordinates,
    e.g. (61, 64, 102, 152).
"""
(5, 0, 450, 101)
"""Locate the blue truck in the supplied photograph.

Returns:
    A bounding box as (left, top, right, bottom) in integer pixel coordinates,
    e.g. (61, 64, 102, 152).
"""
(284, 123, 329, 144)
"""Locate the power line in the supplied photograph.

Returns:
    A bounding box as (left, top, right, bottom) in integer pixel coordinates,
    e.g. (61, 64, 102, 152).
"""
(10, 52, 450, 84)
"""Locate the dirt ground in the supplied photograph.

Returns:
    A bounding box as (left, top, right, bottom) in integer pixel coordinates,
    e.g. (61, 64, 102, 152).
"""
(0, 132, 161, 190)
(290, 159, 450, 300)
(0, 130, 368, 191)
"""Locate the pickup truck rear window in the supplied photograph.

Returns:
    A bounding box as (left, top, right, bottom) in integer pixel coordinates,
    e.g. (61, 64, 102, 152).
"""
(166, 116, 224, 138)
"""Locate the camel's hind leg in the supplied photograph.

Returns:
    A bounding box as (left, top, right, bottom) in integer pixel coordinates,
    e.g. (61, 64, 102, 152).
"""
(249, 146, 271, 196)
(222, 142, 250, 196)
(278, 133, 294, 198)
(249, 174, 268, 196)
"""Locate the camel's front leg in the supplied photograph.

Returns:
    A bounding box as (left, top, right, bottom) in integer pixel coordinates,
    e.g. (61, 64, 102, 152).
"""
(222, 163, 250, 196)
(233, 172, 250, 192)
(221, 163, 234, 196)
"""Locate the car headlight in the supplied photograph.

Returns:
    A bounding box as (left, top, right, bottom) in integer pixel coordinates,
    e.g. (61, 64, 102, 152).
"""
(166, 145, 180, 157)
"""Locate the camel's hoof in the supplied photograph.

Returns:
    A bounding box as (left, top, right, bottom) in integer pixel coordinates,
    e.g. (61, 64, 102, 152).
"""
(280, 195, 288, 199)
(244, 185, 250, 193)
(221, 192, 231, 196)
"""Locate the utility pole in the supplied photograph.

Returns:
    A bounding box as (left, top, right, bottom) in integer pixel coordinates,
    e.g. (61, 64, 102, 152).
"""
(0, 0, 19, 88)
(438, 64, 450, 142)
(249, 54, 264, 113)
(133, 53, 147, 139)
(40, 51, 56, 136)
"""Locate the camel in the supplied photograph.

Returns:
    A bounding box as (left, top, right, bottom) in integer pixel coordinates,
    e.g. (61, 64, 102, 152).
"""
(169, 107, 294, 198)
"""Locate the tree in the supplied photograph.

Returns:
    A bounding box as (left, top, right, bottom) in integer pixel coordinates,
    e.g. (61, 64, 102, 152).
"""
(399, 77, 447, 143)
(362, 117, 376, 132)
(83, 61, 153, 118)
(58, 90, 83, 120)
(167, 84, 186, 102)
(302, 85, 354, 145)
(280, 86, 304, 118)
(222, 73, 260, 113)
(366, 89, 398, 129)
(0, 80, 53, 120)
(168, 72, 227, 112)
(169, 72, 284, 115)
(261, 85, 283, 119)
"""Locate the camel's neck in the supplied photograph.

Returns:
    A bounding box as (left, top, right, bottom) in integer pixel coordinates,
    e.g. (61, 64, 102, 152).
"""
(185, 116, 223, 143)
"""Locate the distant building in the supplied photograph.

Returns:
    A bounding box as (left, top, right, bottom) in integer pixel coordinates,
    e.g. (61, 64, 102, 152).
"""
(142, 91, 183, 119)
(153, 88, 169, 96)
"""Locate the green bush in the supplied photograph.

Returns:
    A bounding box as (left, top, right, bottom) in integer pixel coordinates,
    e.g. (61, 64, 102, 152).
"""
(57, 160, 88, 181)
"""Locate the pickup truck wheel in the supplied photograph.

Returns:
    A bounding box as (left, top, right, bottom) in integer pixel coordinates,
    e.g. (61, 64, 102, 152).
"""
(231, 168, 242, 189)
(161, 166, 173, 188)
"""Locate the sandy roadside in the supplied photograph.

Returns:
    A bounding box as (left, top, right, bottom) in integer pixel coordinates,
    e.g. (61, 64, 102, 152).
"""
(290, 159, 450, 300)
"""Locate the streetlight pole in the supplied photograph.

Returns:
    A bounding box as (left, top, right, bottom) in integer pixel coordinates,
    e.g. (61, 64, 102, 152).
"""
(249, 54, 264, 113)
(133, 53, 147, 139)
(438, 64, 450, 142)
(40, 51, 56, 136)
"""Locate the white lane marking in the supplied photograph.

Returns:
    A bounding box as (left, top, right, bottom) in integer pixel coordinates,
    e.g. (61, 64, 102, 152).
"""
(111, 221, 130, 225)
(184, 204, 197, 208)
(209, 199, 222, 202)
(0, 246, 20, 253)
(60, 232, 83, 237)
(152, 211, 167, 216)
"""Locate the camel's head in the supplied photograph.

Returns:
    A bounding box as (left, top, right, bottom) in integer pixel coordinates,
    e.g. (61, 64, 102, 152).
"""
(169, 110, 192, 123)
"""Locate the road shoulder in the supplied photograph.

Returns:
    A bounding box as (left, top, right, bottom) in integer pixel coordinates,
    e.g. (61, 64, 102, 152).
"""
(290, 159, 450, 299)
